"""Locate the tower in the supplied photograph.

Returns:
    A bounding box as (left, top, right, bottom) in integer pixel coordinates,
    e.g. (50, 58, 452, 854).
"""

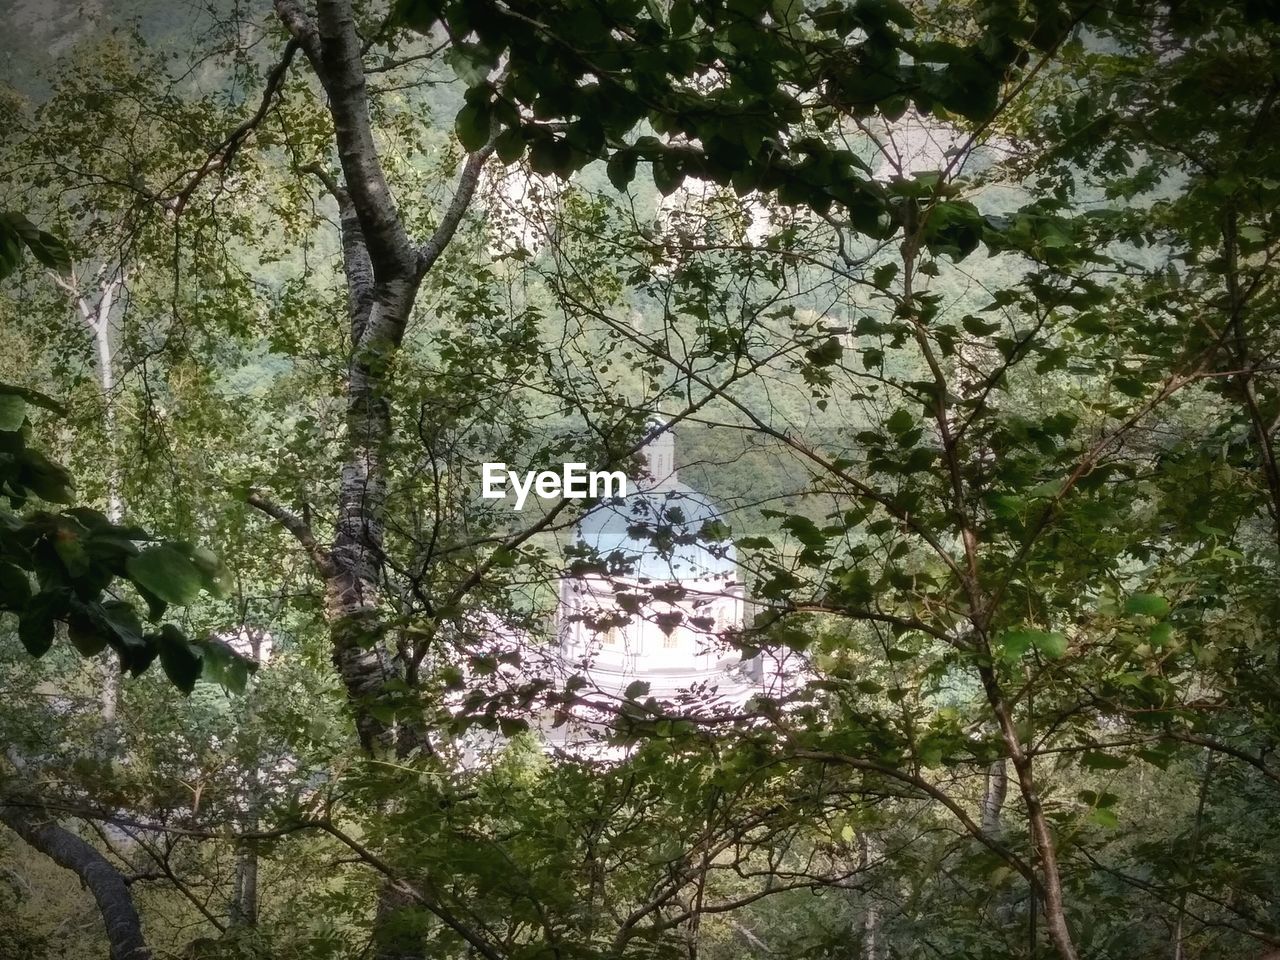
(640, 425, 677, 489)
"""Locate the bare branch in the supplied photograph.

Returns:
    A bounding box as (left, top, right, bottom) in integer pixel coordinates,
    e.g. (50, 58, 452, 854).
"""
(416, 142, 497, 275)
(168, 38, 302, 217)
(245, 488, 335, 578)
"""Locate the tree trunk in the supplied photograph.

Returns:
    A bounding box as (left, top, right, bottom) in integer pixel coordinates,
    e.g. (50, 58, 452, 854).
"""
(1173, 750, 1215, 960)
(59, 270, 126, 726)
(230, 847, 259, 928)
(856, 832, 879, 960)
(230, 630, 264, 929)
(979, 668, 1078, 960)
(981, 758, 1008, 836)
(0, 807, 152, 960)
(267, 2, 494, 957)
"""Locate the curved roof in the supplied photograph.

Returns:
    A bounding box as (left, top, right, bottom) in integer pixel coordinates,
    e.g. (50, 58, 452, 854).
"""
(572, 481, 737, 581)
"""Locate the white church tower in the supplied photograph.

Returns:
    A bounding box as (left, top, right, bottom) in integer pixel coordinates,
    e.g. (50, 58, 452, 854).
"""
(555, 427, 770, 713)
(640, 427, 677, 489)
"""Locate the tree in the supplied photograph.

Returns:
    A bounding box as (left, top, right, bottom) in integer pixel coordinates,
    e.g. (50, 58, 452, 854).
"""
(3, 1, 1280, 959)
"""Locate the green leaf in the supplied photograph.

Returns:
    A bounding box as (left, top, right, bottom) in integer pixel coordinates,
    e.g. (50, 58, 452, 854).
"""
(101, 601, 145, 650)
(498, 716, 528, 737)
(999, 628, 1067, 662)
(18, 601, 56, 657)
(607, 150, 638, 190)
(118, 636, 158, 677)
(0, 224, 21, 279)
(1034, 631, 1068, 658)
(455, 100, 493, 152)
(158, 624, 202, 694)
(68, 606, 109, 656)
(20, 451, 74, 503)
(0, 382, 64, 415)
(54, 525, 90, 576)
(0, 560, 31, 609)
(197, 635, 255, 694)
(886, 409, 914, 434)
(494, 127, 526, 164)
(1124, 593, 1170, 619)
(20, 227, 71, 274)
(652, 155, 684, 196)
(135, 583, 169, 623)
(1088, 807, 1119, 829)
(0, 394, 25, 432)
(0, 213, 71, 277)
(394, 0, 442, 34)
(126, 544, 205, 605)
(1081, 751, 1129, 771)
(806, 337, 843, 367)
(835, 567, 874, 607)
(444, 44, 494, 85)
(190, 545, 231, 598)
(872, 262, 898, 287)
(670, 0, 695, 33)
(962, 315, 1000, 336)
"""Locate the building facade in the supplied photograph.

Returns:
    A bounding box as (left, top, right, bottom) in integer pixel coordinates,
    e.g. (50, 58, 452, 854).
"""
(556, 429, 779, 713)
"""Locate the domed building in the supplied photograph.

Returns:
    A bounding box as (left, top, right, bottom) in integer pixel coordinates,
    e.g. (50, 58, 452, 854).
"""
(557, 429, 775, 709)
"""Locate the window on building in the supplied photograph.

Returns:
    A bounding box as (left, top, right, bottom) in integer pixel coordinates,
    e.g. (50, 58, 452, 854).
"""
(603, 627, 623, 648)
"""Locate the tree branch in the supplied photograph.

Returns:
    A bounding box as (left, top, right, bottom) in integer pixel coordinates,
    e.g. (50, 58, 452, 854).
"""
(316, 821, 502, 960)
(416, 141, 497, 276)
(245, 488, 335, 578)
(168, 38, 302, 217)
(788, 750, 1040, 892)
(0, 805, 153, 960)
(304, 162, 375, 323)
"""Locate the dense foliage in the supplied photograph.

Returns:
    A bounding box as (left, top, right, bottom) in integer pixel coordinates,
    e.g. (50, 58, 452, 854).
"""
(1, 1, 1279, 959)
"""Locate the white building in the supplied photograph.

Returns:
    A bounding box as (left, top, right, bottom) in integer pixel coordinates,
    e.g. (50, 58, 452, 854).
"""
(453, 430, 799, 762)
(554, 429, 788, 718)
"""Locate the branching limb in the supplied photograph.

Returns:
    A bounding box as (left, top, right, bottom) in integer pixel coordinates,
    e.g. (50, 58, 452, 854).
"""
(303, 162, 375, 322)
(167, 38, 302, 217)
(245, 488, 335, 578)
(787, 750, 1040, 893)
(0, 805, 153, 960)
(416, 141, 497, 276)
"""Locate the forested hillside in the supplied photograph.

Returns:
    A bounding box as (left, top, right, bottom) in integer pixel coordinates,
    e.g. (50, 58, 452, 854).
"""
(1, 1, 1279, 958)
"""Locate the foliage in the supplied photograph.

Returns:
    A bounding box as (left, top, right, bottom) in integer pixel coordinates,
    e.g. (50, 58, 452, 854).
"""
(0, 378, 251, 692)
(1, 1, 1280, 960)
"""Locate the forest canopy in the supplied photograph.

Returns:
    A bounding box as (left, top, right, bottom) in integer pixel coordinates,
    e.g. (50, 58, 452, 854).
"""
(1, 1, 1279, 959)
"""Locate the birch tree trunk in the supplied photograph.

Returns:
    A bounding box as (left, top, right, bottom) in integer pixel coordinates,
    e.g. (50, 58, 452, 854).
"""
(91, 279, 124, 727)
(856, 832, 879, 960)
(255, 3, 495, 956)
(8, 269, 148, 953)
(981, 759, 1008, 836)
(54, 269, 126, 729)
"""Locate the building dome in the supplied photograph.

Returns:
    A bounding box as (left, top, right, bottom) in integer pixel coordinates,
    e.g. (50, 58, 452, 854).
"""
(552, 427, 778, 730)
(573, 481, 736, 581)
